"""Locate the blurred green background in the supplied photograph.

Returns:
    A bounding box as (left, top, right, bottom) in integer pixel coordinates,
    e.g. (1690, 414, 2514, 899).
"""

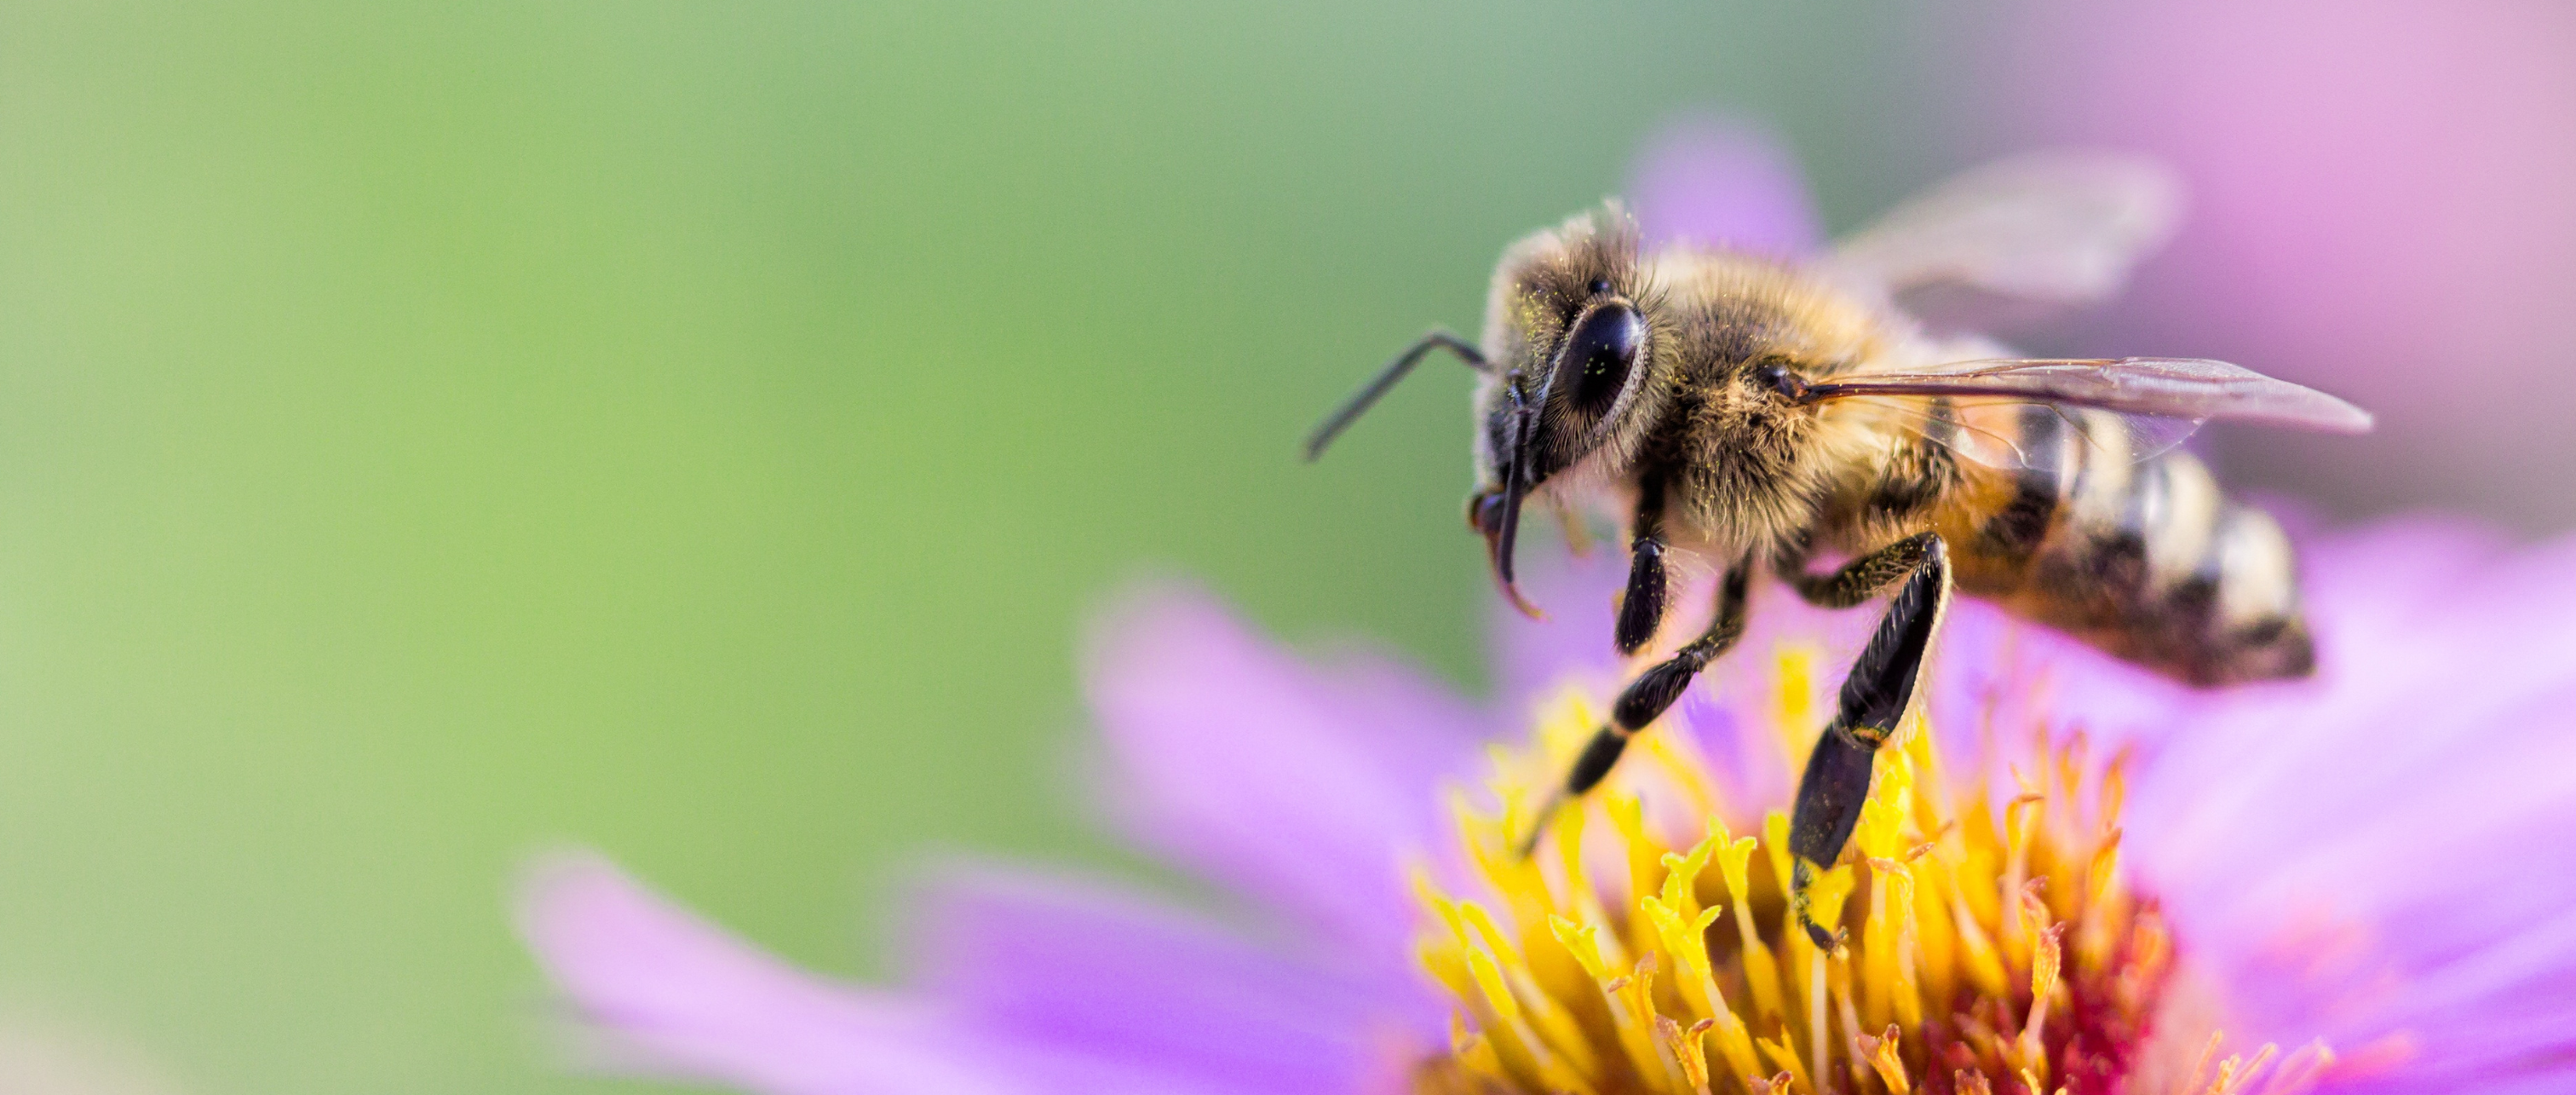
(0, 2, 2466, 1092)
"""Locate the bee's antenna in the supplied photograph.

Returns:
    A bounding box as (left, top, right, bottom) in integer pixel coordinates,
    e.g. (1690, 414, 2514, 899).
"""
(1303, 330, 1487, 461)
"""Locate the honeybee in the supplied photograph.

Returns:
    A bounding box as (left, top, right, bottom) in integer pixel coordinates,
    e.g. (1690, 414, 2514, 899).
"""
(1306, 153, 2372, 947)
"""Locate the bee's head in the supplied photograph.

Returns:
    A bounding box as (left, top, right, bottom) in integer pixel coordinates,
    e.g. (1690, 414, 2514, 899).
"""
(1467, 205, 1670, 616)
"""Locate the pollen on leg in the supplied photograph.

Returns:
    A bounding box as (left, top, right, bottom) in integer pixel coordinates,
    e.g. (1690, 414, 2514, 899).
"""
(1410, 648, 2329, 1095)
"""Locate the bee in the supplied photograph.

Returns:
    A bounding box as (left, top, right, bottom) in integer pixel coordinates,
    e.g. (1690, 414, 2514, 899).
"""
(1305, 153, 2372, 947)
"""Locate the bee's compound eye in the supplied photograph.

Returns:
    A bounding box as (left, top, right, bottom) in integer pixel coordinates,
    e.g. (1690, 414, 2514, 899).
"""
(1556, 303, 1644, 418)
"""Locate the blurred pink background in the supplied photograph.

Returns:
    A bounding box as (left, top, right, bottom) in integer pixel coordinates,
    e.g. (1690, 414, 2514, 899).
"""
(1993, 1, 2576, 530)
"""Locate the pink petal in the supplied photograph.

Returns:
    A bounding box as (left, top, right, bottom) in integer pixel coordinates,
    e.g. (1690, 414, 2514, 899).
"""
(909, 864, 1427, 1094)
(1484, 540, 1630, 722)
(1082, 584, 1486, 977)
(2124, 526, 2576, 1086)
(515, 852, 1222, 1095)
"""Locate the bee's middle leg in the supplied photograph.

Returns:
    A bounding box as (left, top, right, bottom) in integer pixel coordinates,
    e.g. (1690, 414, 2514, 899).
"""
(1785, 533, 1951, 948)
(1518, 557, 1751, 856)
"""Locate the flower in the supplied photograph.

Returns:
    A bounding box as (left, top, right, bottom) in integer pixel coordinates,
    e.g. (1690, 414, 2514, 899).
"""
(1412, 670, 2198, 1095)
(517, 511, 2576, 1095)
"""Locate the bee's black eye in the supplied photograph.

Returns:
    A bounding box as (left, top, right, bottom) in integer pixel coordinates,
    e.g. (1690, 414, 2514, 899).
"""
(1555, 303, 1644, 418)
(1586, 277, 1612, 296)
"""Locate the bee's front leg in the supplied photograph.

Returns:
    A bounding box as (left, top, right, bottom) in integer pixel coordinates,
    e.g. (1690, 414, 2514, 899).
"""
(1786, 534, 1951, 949)
(1518, 555, 1751, 857)
(1615, 476, 1670, 656)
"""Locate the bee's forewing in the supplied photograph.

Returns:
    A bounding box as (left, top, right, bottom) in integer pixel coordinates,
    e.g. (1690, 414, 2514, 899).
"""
(1808, 357, 2376, 437)
(1824, 153, 2183, 307)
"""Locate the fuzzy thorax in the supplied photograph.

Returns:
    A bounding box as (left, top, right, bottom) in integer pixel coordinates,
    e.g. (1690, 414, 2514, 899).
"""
(1409, 647, 2332, 1095)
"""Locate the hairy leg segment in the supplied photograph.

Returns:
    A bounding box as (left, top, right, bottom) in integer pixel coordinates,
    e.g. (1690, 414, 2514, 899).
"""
(1614, 476, 1670, 657)
(1782, 530, 1944, 609)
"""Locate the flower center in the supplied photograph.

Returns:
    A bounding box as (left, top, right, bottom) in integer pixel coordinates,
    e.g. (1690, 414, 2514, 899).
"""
(1409, 646, 2332, 1095)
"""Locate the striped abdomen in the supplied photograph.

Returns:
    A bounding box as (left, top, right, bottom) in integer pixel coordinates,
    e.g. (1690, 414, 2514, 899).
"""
(1932, 404, 2313, 686)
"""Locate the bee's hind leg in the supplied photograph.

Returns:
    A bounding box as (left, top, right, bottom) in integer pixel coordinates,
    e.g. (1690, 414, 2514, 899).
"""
(1517, 555, 1751, 857)
(1779, 530, 1944, 609)
(1786, 534, 1951, 949)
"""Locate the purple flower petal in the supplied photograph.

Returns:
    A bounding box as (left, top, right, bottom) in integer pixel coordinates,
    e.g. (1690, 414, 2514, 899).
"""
(1625, 116, 1824, 256)
(908, 864, 1423, 1095)
(1082, 583, 1486, 983)
(1484, 540, 1630, 721)
(516, 853, 1235, 1095)
(2118, 527, 2576, 1088)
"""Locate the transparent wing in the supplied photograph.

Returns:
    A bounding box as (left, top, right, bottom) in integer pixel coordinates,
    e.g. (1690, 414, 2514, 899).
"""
(1802, 357, 2375, 434)
(1824, 153, 2183, 308)
(1851, 395, 2205, 474)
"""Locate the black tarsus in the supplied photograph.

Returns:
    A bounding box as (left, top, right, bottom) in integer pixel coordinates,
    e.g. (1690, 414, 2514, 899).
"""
(1302, 330, 1488, 462)
(1785, 533, 1951, 950)
(1615, 476, 1670, 655)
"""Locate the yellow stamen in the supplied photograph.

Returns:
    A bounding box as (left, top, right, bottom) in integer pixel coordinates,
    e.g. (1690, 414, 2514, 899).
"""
(1407, 647, 2335, 1095)
(1712, 823, 1785, 1022)
(1754, 1029, 1813, 1095)
(1656, 1015, 1714, 1095)
(1858, 1025, 1911, 1095)
(1773, 646, 1818, 762)
(2019, 919, 2066, 1079)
